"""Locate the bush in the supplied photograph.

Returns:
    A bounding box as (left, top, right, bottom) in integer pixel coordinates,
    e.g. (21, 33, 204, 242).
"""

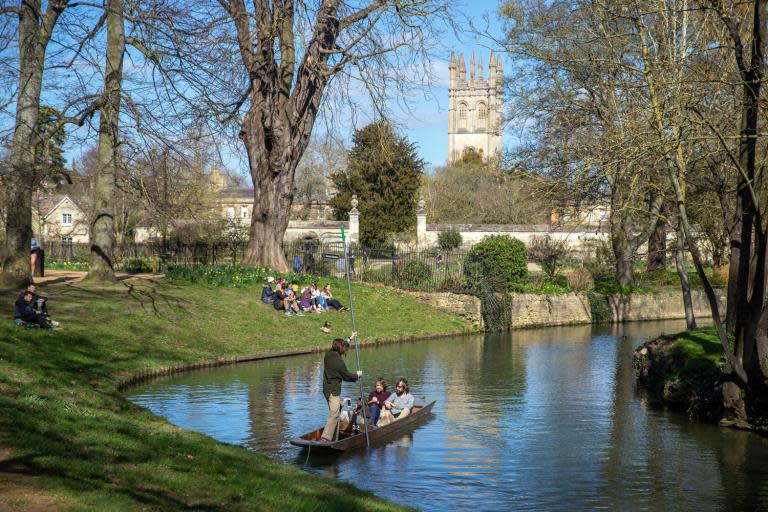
(464, 235, 528, 290)
(527, 234, 570, 277)
(511, 274, 570, 294)
(438, 229, 463, 251)
(123, 258, 154, 274)
(165, 265, 322, 288)
(394, 259, 433, 290)
(567, 267, 594, 291)
(711, 265, 729, 287)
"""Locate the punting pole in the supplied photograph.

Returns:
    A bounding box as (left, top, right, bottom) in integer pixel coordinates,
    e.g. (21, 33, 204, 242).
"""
(342, 227, 370, 448)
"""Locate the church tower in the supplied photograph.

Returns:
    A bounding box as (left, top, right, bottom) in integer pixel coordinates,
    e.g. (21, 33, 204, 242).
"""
(448, 50, 502, 164)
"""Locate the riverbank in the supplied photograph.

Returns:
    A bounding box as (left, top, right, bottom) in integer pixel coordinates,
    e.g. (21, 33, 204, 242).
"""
(0, 275, 468, 511)
(633, 329, 768, 434)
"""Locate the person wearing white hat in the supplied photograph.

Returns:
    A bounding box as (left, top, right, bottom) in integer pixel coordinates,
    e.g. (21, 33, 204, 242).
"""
(261, 277, 276, 304)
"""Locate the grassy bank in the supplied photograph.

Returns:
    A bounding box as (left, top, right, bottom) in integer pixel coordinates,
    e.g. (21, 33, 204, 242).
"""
(0, 275, 468, 511)
(634, 329, 725, 422)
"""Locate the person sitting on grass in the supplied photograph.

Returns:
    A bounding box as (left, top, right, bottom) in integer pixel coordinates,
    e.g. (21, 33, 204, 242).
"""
(377, 378, 414, 427)
(299, 287, 319, 314)
(311, 282, 327, 311)
(261, 277, 276, 304)
(14, 290, 50, 329)
(18, 284, 59, 327)
(284, 287, 303, 317)
(321, 284, 345, 311)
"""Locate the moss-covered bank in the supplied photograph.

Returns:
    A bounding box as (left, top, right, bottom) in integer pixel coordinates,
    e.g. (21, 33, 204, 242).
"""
(634, 329, 768, 434)
(0, 276, 469, 511)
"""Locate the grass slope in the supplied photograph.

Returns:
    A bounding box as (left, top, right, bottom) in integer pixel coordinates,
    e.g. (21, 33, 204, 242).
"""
(0, 276, 468, 511)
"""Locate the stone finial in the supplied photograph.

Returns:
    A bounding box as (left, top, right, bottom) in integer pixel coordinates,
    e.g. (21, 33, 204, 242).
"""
(418, 195, 426, 214)
(469, 52, 475, 81)
(350, 194, 359, 214)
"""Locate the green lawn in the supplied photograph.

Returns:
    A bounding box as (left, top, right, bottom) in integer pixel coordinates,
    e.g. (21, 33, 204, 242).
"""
(0, 276, 468, 511)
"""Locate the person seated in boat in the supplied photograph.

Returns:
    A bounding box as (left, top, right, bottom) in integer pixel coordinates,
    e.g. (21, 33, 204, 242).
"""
(321, 335, 362, 442)
(367, 378, 391, 426)
(377, 378, 414, 427)
(340, 378, 391, 428)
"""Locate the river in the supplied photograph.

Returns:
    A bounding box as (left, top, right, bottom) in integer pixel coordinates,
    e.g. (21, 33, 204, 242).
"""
(126, 320, 768, 511)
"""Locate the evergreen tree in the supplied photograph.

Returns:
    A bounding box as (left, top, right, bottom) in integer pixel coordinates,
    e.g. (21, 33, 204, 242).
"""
(330, 122, 423, 246)
(36, 106, 67, 173)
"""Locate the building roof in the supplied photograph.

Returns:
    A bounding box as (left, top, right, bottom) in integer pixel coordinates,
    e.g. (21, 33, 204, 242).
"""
(38, 195, 85, 220)
(220, 188, 253, 201)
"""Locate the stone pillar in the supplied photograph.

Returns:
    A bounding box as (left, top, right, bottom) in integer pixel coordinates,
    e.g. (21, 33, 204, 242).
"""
(417, 196, 427, 248)
(348, 194, 359, 244)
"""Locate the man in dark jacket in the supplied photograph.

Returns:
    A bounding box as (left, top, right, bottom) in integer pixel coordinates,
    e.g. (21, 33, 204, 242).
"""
(261, 277, 275, 304)
(321, 334, 362, 441)
(14, 291, 46, 328)
(17, 284, 59, 327)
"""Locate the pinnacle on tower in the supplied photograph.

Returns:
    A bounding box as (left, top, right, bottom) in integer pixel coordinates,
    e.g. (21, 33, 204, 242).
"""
(458, 53, 465, 80)
(469, 52, 475, 81)
(478, 55, 484, 80)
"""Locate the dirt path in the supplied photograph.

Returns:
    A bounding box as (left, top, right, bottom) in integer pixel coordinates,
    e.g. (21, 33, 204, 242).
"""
(0, 447, 62, 512)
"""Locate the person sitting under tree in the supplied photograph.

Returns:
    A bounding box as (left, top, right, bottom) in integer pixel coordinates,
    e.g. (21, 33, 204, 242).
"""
(14, 290, 50, 329)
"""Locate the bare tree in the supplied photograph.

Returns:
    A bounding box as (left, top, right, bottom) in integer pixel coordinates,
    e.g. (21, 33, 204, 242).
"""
(1, 1, 68, 285)
(129, 0, 451, 270)
(87, 0, 125, 281)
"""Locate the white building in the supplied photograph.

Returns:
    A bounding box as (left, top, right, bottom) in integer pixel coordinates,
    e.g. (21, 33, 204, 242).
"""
(447, 50, 503, 164)
(40, 195, 89, 244)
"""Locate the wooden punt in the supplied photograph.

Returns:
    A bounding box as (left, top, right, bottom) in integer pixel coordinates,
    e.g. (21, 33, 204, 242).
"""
(289, 397, 436, 452)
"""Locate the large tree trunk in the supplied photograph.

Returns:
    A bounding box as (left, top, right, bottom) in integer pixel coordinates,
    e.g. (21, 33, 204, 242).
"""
(1, 1, 49, 286)
(232, 1, 335, 270)
(87, 0, 124, 282)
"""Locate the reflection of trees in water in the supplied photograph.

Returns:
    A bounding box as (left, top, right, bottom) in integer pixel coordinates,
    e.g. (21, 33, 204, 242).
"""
(245, 362, 290, 450)
(599, 321, 768, 511)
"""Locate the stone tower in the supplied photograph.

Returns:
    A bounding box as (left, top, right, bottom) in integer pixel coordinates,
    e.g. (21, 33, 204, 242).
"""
(448, 50, 502, 164)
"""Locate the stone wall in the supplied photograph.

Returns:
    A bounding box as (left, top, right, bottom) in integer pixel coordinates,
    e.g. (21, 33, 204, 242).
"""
(401, 290, 483, 330)
(605, 289, 725, 323)
(405, 289, 725, 331)
(510, 290, 725, 328)
(509, 293, 592, 328)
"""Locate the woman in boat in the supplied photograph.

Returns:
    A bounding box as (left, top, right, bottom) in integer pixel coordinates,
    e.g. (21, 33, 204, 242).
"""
(321, 335, 362, 442)
(378, 378, 414, 427)
(367, 378, 391, 426)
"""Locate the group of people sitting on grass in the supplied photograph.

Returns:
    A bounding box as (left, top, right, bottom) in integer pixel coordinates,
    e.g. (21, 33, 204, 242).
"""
(261, 277, 345, 317)
(13, 284, 60, 329)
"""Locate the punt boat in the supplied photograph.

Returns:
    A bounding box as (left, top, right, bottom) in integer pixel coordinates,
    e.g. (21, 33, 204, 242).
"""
(289, 397, 436, 452)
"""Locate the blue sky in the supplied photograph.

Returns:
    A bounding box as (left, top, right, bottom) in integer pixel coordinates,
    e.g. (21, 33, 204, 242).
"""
(51, 1, 508, 179)
(398, 0, 507, 172)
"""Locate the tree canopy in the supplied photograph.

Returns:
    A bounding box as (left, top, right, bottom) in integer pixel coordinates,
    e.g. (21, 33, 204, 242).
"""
(330, 122, 423, 246)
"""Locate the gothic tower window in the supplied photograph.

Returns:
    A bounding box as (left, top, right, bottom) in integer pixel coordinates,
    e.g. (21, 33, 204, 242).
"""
(477, 102, 487, 130)
(458, 103, 468, 130)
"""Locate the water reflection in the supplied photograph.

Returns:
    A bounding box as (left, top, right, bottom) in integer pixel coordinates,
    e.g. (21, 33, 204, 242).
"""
(127, 320, 768, 511)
